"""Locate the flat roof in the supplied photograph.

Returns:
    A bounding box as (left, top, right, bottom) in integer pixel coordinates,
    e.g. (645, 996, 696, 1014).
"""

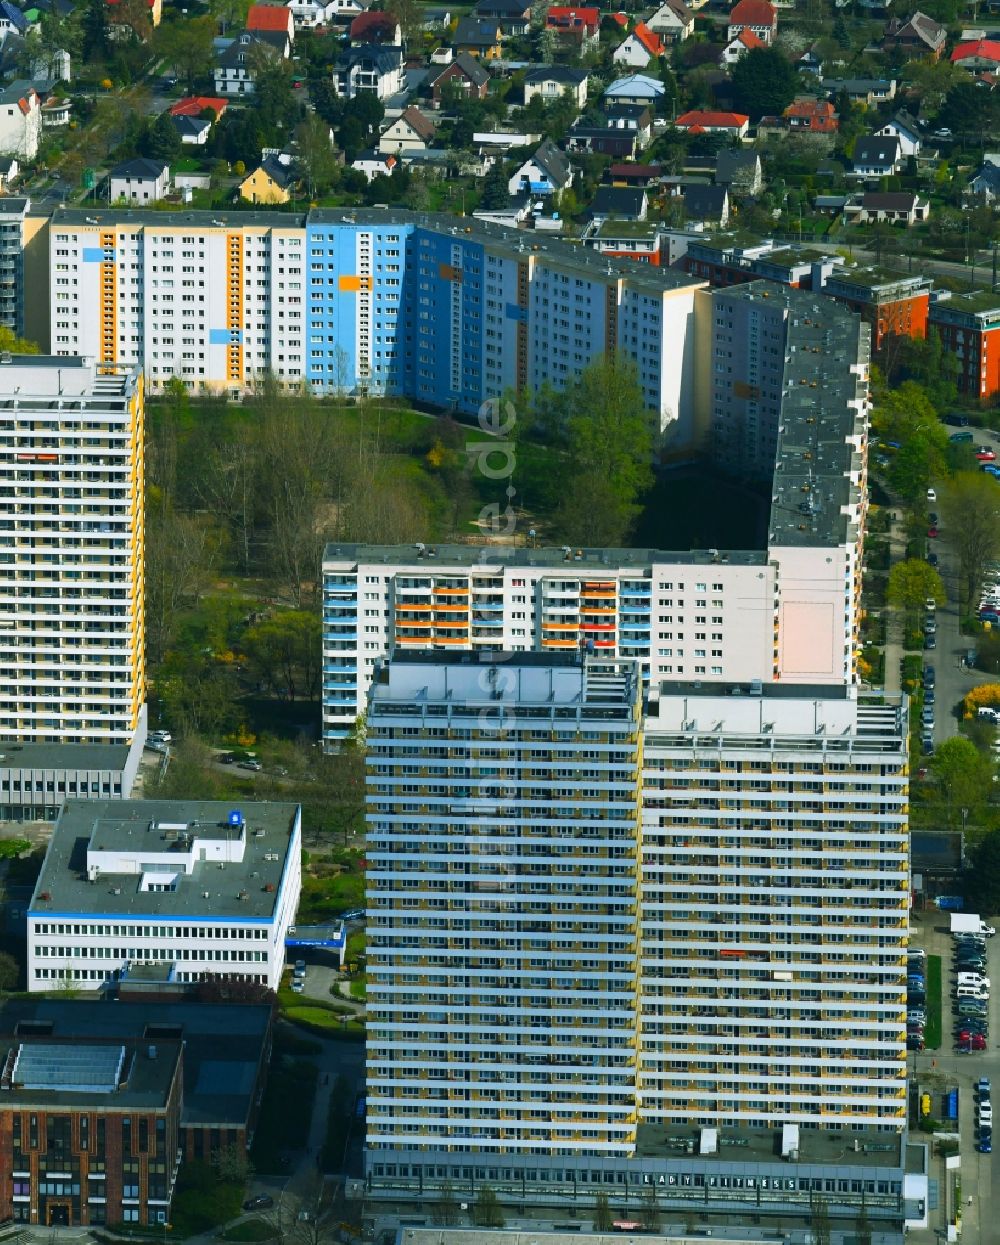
(931, 289, 1000, 316)
(825, 267, 932, 295)
(710, 283, 867, 550)
(0, 741, 130, 771)
(635, 1123, 902, 1168)
(0, 998, 272, 1127)
(323, 542, 767, 569)
(51, 206, 308, 230)
(0, 1035, 181, 1109)
(30, 799, 299, 922)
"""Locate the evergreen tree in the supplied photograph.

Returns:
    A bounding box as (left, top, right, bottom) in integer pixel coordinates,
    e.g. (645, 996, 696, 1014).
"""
(143, 110, 182, 162)
(731, 46, 799, 120)
(81, 0, 108, 61)
(480, 159, 509, 209)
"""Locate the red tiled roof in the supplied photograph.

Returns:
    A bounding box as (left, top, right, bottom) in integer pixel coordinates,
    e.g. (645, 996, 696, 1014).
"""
(350, 11, 398, 38)
(631, 21, 665, 55)
(729, 0, 775, 25)
(609, 163, 661, 176)
(734, 28, 764, 48)
(546, 6, 600, 30)
(246, 4, 292, 32)
(610, 10, 628, 24)
(952, 39, 1000, 62)
(169, 96, 228, 118)
(675, 109, 749, 128)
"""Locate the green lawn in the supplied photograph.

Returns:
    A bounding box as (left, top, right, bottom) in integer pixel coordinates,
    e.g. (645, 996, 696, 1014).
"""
(221, 1220, 277, 1243)
(925, 954, 942, 1050)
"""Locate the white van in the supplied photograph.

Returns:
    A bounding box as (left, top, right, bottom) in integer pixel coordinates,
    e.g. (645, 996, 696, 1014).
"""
(957, 985, 990, 1000)
(958, 973, 991, 987)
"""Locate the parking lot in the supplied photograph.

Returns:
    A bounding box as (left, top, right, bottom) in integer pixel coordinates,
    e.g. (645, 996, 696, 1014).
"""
(909, 911, 1000, 1244)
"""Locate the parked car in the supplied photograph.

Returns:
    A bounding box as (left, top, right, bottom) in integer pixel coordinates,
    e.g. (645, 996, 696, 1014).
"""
(924, 665, 936, 686)
(978, 1079, 993, 1100)
(238, 759, 263, 771)
(243, 1196, 274, 1212)
(927, 488, 937, 502)
(290, 979, 304, 993)
(908, 1035, 925, 1051)
(980, 1102, 994, 1124)
(978, 449, 997, 461)
(924, 635, 937, 650)
(978, 1136, 993, 1153)
(928, 526, 939, 538)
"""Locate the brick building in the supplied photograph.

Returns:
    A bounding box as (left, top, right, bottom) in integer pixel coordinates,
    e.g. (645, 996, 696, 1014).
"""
(0, 999, 274, 1227)
(0, 1036, 183, 1227)
(930, 290, 1000, 401)
(822, 269, 931, 350)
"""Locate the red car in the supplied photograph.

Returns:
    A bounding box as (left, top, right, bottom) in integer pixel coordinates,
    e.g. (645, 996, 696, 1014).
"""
(958, 1033, 987, 1050)
(978, 449, 997, 462)
(928, 526, 939, 538)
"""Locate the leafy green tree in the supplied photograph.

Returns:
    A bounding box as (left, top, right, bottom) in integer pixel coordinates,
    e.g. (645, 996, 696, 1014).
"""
(940, 473, 1000, 606)
(731, 47, 799, 120)
(594, 1192, 614, 1232)
(641, 1186, 661, 1232)
(142, 110, 182, 162)
(81, 0, 108, 61)
(155, 15, 216, 92)
(0, 326, 39, 354)
(480, 158, 509, 209)
(0, 951, 19, 992)
(964, 828, 1000, 915)
(436, 1181, 460, 1227)
(295, 113, 338, 199)
(472, 1186, 504, 1228)
(243, 611, 322, 703)
(940, 80, 1000, 145)
(535, 355, 655, 546)
(931, 736, 995, 826)
(0, 838, 29, 859)
(888, 558, 945, 616)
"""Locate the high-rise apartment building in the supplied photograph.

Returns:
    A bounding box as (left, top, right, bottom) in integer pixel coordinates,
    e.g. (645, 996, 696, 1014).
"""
(365, 651, 644, 1156)
(323, 283, 870, 743)
(0, 356, 145, 749)
(363, 652, 915, 1231)
(640, 682, 909, 1130)
(42, 208, 703, 430)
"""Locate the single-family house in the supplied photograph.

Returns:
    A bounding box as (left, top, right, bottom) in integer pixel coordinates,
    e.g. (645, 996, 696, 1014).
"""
(683, 183, 730, 226)
(453, 16, 503, 58)
(603, 73, 665, 108)
(565, 124, 638, 158)
(0, 155, 17, 188)
(613, 22, 665, 68)
(604, 102, 653, 142)
(214, 31, 280, 96)
(422, 6, 452, 29)
(545, 5, 600, 50)
(430, 50, 489, 100)
(239, 153, 295, 203)
(727, 0, 775, 45)
(247, 3, 295, 44)
(31, 47, 70, 81)
(0, 81, 40, 158)
(715, 147, 763, 194)
(474, 0, 531, 35)
(0, 0, 28, 37)
(508, 137, 572, 194)
(721, 27, 764, 64)
(171, 113, 212, 144)
(797, 46, 823, 76)
(110, 156, 169, 203)
(169, 95, 228, 120)
(821, 77, 896, 105)
(875, 111, 921, 157)
(967, 162, 1000, 202)
(325, 0, 372, 20)
(843, 190, 929, 224)
(352, 149, 397, 180)
(882, 10, 945, 58)
(851, 134, 901, 178)
(333, 44, 405, 98)
(40, 95, 70, 126)
(350, 11, 401, 43)
(951, 39, 1000, 70)
(286, 0, 339, 26)
(647, 0, 693, 43)
(675, 109, 750, 138)
(524, 65, 588, 108)
(588, 186, 647, 221)
(379, 104, 436, 151)
(783, 98, 838, 133)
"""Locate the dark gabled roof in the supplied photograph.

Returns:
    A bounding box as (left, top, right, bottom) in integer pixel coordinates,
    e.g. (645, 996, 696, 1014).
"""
(453, 16, 500, 44)
(434, 49, 490, 87)
(682, 183, 728, 217)
(217, 30, 277, 69)
(111, 157, 168, 180)
(0, 1, 27, 31)
(258, 154, 294, 187)
(589, 186, 646, 217)
(971, 163, 1000, 188)
(526, 137, 572, 186)
(715, 147, 760, 179)
(397, 104, 436, 140)
(338, 43, 403, 71)
(524, 64, 588, 85)
(859, 191, 917, 209)
(475, 0, 529, 14)
(603, 101, 651, 120)
(171, 114, 211, 138)
(852, 135, 899, 165)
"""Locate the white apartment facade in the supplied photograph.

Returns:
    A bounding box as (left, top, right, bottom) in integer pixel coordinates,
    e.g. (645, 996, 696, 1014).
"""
(49, 211, 306, 393)
(365, 652, 643, 1156)
(27, 799, 302, 991)
(0, 356, 145, 747)
(640, 683, 909, 1131)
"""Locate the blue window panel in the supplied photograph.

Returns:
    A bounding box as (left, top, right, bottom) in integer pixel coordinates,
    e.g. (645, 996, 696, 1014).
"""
(209, 328, 242, 344)
(83, 248, 110, 262)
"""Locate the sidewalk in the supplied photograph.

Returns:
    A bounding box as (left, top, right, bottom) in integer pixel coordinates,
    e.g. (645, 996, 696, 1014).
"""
(883, 509, 907, 695)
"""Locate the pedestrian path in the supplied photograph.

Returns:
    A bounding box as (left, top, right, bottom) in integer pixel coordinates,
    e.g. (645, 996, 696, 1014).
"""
(883, 509, 907, 696)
